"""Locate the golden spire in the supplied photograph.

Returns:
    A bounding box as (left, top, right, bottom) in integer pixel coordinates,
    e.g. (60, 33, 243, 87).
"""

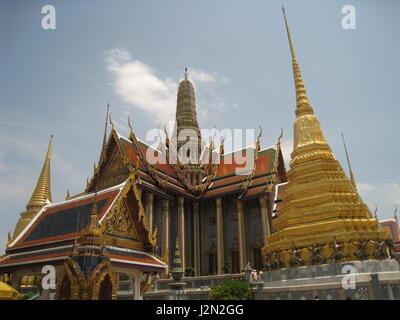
(262, 8, 389, 268)
(26, 135, 53, 209)
(341, 132, 357, 191)
(282, 6, 314, 117)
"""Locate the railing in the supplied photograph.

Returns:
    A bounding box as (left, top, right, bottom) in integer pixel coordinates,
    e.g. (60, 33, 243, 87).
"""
(156, 273, 246, 290)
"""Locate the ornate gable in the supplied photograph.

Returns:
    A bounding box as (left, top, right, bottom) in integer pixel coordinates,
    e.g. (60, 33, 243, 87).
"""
(104, 198, 139, 241)
(88, 130, 130, 192)
(101, 173, 157, 251)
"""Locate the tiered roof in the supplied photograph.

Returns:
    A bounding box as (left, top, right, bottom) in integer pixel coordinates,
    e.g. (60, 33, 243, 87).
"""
(1, 181, 165, 272)
(101, 123, 286, 201)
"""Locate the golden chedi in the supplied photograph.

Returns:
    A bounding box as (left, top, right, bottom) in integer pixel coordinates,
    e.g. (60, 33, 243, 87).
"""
(12, 135, 53, 239)
(263, 8, 390, 269)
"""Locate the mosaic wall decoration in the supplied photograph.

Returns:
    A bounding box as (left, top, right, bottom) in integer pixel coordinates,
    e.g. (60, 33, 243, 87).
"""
(317, 288, 341, 300)
(344, 287, 369, 300)
(291, 290, 314, 300)
(267, 291, 288, 300)
(392, 284, 400, 300)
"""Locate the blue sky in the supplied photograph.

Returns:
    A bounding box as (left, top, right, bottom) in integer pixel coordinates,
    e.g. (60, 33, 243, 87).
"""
(1, 0, 399, 254)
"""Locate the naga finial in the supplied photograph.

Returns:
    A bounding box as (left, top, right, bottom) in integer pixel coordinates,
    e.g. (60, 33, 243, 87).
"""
(255, 126, 262, 151)
(128, 115, 133, 135)
(109, 112, 115, 129)
(394, 204, 398, 221)
(7, 232, 12, 246)
(278, 127, 283, 144)
(374, 204, 378, 220)
(257, 126, 263, 140)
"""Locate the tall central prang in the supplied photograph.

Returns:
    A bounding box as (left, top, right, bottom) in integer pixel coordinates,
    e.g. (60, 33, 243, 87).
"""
(175, 68, 203, 186)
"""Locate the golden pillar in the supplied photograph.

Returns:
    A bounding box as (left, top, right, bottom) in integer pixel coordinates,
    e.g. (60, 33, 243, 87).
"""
(178, 197, 185, 271)
(215, 198, 224, 274)
(237, 200, 246, 271)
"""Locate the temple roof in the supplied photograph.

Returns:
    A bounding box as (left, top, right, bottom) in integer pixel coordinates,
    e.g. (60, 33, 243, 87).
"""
(202, 146, 279, 199)
(118, 135, 194, 198)
(380, 219, 400, 243)
(0, 244, 165, 272)
(8, 182, 125, 250)
(114, 129, 285, 200)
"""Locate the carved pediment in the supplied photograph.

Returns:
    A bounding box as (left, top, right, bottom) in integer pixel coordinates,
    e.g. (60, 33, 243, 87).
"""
(97, 145, 129, 189)
(104, 198, 139, 241)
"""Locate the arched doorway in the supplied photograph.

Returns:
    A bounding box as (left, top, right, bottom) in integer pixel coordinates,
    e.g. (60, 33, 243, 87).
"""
(98, 274, 113, 300)
(59, 275, 71, 300)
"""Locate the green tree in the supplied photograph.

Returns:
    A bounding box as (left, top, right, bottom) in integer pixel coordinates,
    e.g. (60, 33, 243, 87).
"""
(209, 279, 253, 300)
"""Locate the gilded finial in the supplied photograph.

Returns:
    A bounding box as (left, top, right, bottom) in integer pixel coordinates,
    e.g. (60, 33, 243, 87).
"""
(256, 126, 262, 151)
(219, 133, 226, 155)
(85, 192, 101, 234)
(7, 232, 12, 246)
(374, 204, 378, 220)
(26, 135, 53, 209)
(282, 6, 314, 117)
(109, 112, 115, 130)
(163, 123, 170, 146)
(278, 127, 283, 144)
(102, 102, 110, 153)
(341, 131, 357, 191)
(65, 189, 71, 201)
(128, 115, 133, 136)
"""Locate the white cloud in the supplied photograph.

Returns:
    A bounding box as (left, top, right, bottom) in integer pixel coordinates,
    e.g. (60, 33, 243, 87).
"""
(105, 48, 232, 126)
(357, 182, 400, 220)
(188, 68, 229, 84)
(106, 48, 178, 125)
